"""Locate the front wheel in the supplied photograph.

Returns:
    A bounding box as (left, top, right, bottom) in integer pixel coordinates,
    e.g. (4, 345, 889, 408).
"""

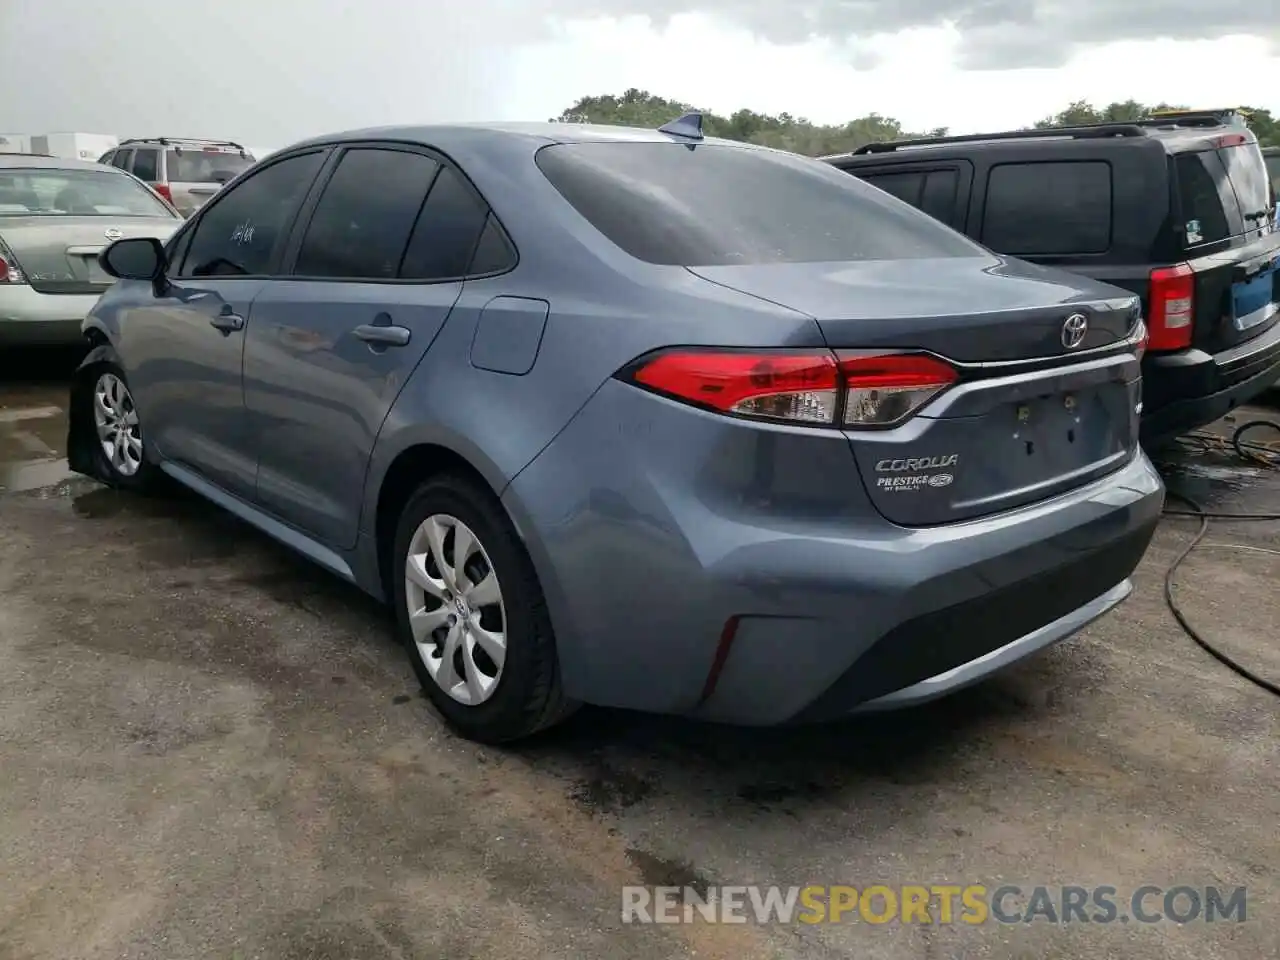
(392, 474, 575, 743)
(79, 362, 160, 490)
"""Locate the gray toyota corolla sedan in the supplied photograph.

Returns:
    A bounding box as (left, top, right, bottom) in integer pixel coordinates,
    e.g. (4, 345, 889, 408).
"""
(67, 117, 1164, 743)
(0, 154, 181, 344)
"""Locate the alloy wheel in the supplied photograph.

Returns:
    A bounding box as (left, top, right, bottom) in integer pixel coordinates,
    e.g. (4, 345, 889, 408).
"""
(404, 513, 507, 705)
(92, 372, 143, 477)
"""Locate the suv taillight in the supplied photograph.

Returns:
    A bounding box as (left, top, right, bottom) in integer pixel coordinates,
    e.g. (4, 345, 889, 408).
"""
(153, 183, 173, 203)
(0, 235, 26, 284)
(1148, 263, 1194, 351)
(622, 348, 957, 429)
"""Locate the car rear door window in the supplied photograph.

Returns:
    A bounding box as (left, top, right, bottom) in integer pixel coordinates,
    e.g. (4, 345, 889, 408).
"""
(862, 172, 925, 206)
(536, 142, 983, 266)
(399, 164, 502, 280)
(294, 148, 439, 280)
(130, 148, 159, 182)
(1174, 150, 1239, 246)
(982, 161, 1112, 256)
(857, 168, 960, 226)
(920, 169, 959, 223)
(179, 150, 325, 277)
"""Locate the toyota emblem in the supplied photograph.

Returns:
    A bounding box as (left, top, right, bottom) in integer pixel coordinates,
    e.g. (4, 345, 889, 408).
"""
(1061, 313, 1089, 349)
(104, 228, 123, 241)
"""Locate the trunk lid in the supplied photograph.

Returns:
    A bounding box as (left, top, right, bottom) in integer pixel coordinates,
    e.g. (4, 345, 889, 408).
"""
(689, 256, 1140, 362)
(689, 257, 1144, 526)
(0, 216, 179, 294)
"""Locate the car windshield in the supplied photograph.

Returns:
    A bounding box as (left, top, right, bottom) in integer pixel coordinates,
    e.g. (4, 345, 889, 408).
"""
(0, 168, 174, 217)
(535, 141, 985, 266)
(166, 148, 254, 183)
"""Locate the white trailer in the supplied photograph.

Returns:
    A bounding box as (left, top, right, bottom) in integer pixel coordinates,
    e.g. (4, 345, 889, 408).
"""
(0, 133, 33, 154)
(30, 132, 119, 162)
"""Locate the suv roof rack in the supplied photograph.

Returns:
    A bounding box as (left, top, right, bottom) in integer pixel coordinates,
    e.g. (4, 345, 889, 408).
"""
(120, 136, 248, 151)
(844, 122, 1146, 156)
(1142, 108, 1248, 127)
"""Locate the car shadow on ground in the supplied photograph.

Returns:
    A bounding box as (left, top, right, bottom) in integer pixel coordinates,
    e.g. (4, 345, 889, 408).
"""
(59, 473, 1054, 827)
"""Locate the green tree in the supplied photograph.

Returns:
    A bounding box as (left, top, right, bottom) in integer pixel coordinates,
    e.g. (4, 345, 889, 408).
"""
(551, 90, 928, 155)
(1241, 106, 1279, 147)
(555, 92, 1279, 156)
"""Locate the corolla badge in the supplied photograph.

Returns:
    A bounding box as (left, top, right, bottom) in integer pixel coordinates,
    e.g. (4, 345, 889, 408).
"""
(1061, 313, 1089, 349)
(103, 227, 123, 241)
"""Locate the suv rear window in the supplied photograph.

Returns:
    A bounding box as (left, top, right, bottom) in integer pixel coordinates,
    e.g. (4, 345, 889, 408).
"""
(1175, 141, 1273, 247)
(166, 148, 254, 184)
(1218, 143, 1272, 225)
(535, 142, 983, 266)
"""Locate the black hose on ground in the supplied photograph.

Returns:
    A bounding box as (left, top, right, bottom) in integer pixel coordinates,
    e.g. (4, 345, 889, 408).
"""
(1159, 419, 1280, 699)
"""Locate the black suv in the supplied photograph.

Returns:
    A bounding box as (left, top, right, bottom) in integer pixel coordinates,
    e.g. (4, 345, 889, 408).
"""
(827, 112, 1280, 442)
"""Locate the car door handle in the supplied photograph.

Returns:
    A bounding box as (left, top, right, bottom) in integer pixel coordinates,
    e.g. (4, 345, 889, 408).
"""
(210, 313, 245, 333)
(353, 323, 411, 347)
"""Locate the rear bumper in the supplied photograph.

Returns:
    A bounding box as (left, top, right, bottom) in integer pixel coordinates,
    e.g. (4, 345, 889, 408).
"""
(851, 580, 1130, 712)
(0, 285, 98, 345)
(506, 377, 1165, 726)
(1140, 319, 1280, 442)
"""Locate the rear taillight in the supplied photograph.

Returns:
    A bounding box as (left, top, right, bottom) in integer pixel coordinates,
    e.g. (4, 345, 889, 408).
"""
(835, 351, 958, 427)
(0, 235, 26, 284)
(1148, 263, 1194, 351)
(153, 183, 173, 203)
(1132, 317, 1149, 361)
(623, 348, 957, 429)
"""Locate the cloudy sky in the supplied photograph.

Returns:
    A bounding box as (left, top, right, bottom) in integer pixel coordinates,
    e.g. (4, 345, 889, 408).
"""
(1, 0, 1277, 150)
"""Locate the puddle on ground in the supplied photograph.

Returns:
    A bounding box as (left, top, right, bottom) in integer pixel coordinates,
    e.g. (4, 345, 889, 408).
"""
(1148, 430, 1273, 508)
(0, 458, 76, 494)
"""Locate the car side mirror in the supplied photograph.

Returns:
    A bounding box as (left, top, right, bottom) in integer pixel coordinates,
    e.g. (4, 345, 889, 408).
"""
(99, 237, 165, 281)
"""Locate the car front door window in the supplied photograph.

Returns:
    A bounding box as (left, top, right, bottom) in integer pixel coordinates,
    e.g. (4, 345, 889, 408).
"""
(181, 150, 326, 278)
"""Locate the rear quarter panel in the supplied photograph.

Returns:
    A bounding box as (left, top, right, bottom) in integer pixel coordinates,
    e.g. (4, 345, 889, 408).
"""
(359, 134, 827, 527)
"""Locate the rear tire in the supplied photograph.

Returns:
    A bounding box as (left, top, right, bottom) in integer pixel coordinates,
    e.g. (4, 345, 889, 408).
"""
(79, 361, 161, 491)
(391, 474, 576, 744)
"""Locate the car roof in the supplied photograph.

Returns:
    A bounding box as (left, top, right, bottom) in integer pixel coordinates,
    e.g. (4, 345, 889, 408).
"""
(280, 121, 751, 155)
(0, 154, 118, 172)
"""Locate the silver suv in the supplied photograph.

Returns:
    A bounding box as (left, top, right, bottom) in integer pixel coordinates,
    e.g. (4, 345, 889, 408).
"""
(99, 138, 256, 217)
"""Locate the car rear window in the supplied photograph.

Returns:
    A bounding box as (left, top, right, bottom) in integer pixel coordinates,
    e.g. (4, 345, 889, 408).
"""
(166, 148, 254, 184)
(1175, 141, 1273, 247)
(1218, 143, 1272, 224)
(535, 141, 983, 266)
(0, 168, 175, 217)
